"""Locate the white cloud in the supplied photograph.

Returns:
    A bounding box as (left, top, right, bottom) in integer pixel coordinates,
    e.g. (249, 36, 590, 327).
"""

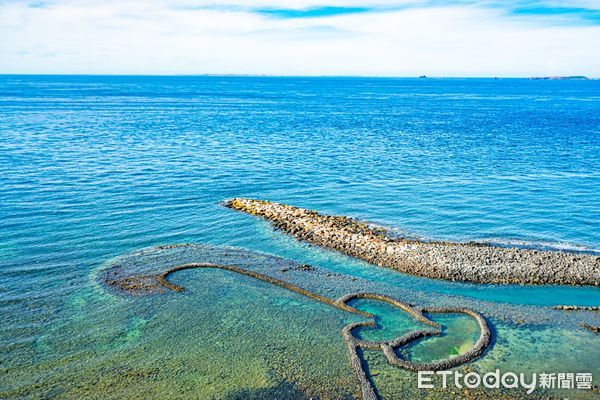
(1, 0, 599, 76)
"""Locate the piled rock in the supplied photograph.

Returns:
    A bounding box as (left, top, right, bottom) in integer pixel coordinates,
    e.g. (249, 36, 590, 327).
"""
(581, 323, 600, 334)
(226, 198, 600, 286)
(552, 305, 600, 312)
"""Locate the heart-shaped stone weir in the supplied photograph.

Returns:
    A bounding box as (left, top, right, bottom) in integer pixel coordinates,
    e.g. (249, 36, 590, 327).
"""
(100, 245, 492, 400)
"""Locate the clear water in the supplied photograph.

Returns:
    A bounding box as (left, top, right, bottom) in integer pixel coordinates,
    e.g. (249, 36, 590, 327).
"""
(350, 299, 480, 364)
(1, 75, 599, 399)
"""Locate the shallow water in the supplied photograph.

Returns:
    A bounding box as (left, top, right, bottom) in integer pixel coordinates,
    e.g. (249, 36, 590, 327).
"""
(0, 75, 599, 399)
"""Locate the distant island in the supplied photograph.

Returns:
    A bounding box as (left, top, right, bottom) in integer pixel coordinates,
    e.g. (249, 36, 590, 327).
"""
(529, 76, 589, 80)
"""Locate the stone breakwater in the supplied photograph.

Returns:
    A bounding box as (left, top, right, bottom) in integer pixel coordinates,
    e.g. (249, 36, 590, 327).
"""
(226, 198, 600, 286)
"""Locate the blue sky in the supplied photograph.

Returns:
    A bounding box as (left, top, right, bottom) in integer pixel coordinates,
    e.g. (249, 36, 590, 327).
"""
(1, 0, 599, 76)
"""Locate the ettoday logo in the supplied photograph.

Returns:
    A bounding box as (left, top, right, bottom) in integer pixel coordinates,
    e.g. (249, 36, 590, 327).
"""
(418, 370, 593, 394)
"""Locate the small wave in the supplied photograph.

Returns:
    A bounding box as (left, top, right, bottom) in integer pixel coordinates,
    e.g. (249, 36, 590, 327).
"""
(361, 222, 599, 255)
(474, 238, 600, 255)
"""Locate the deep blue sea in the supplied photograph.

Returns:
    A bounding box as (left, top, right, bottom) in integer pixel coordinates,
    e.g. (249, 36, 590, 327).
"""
(1, 75, 599, 399)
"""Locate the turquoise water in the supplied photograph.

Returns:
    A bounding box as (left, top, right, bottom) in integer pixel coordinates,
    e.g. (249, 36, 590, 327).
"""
(1, 75, 599, 399)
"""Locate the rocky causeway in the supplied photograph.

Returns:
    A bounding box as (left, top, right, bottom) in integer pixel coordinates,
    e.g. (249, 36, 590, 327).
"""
(226, 198, 600, 286)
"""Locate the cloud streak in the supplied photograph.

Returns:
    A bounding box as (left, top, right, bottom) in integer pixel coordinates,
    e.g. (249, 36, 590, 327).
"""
(1, 0, 599, 76)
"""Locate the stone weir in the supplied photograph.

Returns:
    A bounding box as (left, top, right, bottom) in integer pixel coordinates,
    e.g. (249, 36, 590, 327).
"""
(99, 244, 493, 400)
(226, 198, 600, 286)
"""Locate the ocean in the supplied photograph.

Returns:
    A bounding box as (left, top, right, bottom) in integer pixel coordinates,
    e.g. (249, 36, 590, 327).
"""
(1, 75, 599, 399)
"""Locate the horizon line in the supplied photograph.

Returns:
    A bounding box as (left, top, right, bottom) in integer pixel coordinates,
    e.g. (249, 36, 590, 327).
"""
(0, 73, 597, 79)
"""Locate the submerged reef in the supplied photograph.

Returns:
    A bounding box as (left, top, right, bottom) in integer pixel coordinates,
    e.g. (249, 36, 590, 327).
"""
(100, 245, 491, 400)
(225, 198, 600, 286)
